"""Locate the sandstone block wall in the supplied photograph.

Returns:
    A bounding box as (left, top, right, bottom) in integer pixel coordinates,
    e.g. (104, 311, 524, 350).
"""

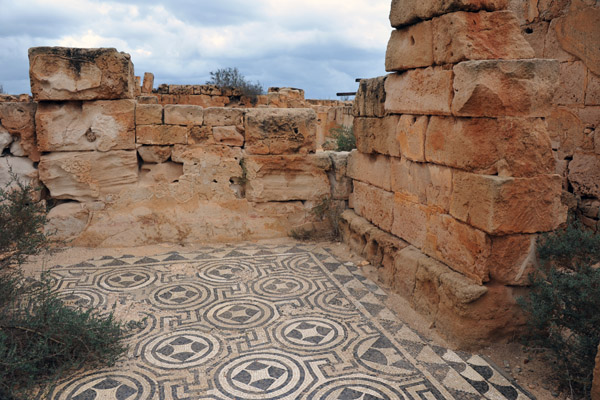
(509, 0, 600, 229)
(342, 1, 568, 346)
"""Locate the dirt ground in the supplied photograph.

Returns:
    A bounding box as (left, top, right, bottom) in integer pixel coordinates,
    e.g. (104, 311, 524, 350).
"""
(21, 238, 572, 400)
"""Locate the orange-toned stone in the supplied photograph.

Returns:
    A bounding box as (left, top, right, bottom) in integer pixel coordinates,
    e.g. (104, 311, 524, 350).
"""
(385, 67, 454, 116)
(432, 11, 534, 64)
(137, 146, 171, 163)
(555, 5, 600, 75)
(244, 109, 316, 155)
(424, 213, 491, 283)
(353, 181, 394, 232)
(353, 77, 387, 118)
(391, 193, 431, 249)
(553, 61, 586, 105)
(391, 158, 453, 212)
(450, 171, 567, 234)
(353, 115, 401, 157)
(385, 21, 434, 71)
(489, 234, 538, 286)
(593, 344, 600, 400)
(164, 105, 204, 126)
(0, 102, 39, 161)
(521, 21, 549, 58)
(569, 151, 600, 198)
(544, 18, 577, 62)
(546, 107, 584, 159)
(452, 59, 559, 117)
(347, 151, 392, 191)
(396, 115, 428, 162)
(425, 116, 555, 177)
(29, 47, 135, 101)
(142, 72, 154, 94)
(213, 126, 244, 147)
(36, 100, 135, 152)
(135, 104, 163, 125)
(587, 71, 600, 106)
(389, 0, 508, 27)
(136, 125, 187, 145)
(204, 108, 245, 126)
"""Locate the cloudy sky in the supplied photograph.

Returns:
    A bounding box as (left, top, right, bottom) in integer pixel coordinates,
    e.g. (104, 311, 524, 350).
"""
(0, 0, 392, 99)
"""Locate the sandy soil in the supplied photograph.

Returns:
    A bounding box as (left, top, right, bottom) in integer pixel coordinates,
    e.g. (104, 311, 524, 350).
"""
(20, 238, 572, 400)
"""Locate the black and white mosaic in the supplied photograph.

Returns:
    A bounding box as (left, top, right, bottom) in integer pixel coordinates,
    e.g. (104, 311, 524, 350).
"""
(45, 243, 534, 399)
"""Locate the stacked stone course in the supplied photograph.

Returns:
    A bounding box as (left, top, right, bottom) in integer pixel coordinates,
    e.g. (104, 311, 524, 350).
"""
(342, 0, 568, 346)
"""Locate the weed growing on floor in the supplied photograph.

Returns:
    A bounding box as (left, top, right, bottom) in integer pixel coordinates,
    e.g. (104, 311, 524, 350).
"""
(0, 175, 129, 399)
(518, 217, 600, 398)
(330, 125, 356, 152)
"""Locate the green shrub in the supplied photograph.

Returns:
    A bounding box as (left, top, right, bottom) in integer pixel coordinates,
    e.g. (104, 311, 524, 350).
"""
(330, 125, 356, 152)
(206, 67, 264, 97)
(0, 176, 129, 399)
(519, 218, 600, 398)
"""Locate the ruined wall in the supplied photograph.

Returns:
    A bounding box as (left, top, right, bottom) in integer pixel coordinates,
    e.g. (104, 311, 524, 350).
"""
(508, 0, 600, 228)
(0, 47, 351, 247)
(340, 0, 568, 346)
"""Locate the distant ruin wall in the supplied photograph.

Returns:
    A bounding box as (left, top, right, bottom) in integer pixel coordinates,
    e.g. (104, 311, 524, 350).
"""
(341, 0, 570, 346)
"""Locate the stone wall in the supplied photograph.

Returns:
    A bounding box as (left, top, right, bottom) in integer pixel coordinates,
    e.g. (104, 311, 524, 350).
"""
(341, 0, 568, 347)
(510, 0, 600, 228)
(0, 47, 351, 247)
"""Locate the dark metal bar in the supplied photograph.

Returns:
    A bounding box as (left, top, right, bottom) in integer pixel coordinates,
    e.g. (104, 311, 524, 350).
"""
(336, 92, 356, 96)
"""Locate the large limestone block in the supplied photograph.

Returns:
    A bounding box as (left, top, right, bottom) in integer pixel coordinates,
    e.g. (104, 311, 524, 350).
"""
(327, 151, 353, 200)
(135, 104, 163, 125)
(385, 68, 454, 116)
(391, 193, 431, 249)
(0, 102, 39, 161)
(29, 47, 135, 101)
(213, 126, 244, 147)
(0, 126, 12, 153)
(354, 115, 401, 157)
(489, 234, 538, 285)
(569, 152, 600, 198)
(45, 203, 90, 241)
(424, 213, 491, 283)
(450, 172, 567, 234)
(385, 21, 434, 71)
(554, 5, 600, 75)
(452, 59, 559, 117)
(244, 154, 331, 202)
(38, 150, 138, 201)
(353, 181, 394, 232)
(136, 125, 187, 145)
(0, 156, 39, 190)
(553, 61, 586, 106)
(204, 108, 245, 126)
(389, 0, 508, 27)
(432, 11, 534, 64)
(164, 105, 204, 126)
(137, 146, 171, 163)
(587, 72, 600, 106)
(397, 115, 428, 162)
(352, 77, 386, 118)
(391, 158, 453, 212)
(142, 72, 154, 94)
(36, 100, 135, 152)
(244, 109, 316, 155)
(425, 116, 555, 177)
(347, 151, 391, 191)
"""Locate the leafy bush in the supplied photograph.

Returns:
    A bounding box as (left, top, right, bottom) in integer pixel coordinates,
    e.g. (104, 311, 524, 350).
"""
(0, 176, 128, 399)
(519, 218, 600, 398)
(330, 125, 356, 152)
(206, 67, 264, 97)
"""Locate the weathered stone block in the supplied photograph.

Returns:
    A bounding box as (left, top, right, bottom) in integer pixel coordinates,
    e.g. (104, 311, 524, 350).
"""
(244, 109, 316, 155)
(36, 100, 135, 152)
(347, 151, 391, 191)
(396, 115, 428, 162)
(450, 172, 567, 234)
(204, 108, 244, 126)
(244, 154, 331, 202)
(29, 47, 135, 101)
(547, 107, 584, 159)
(391, 193, 430, 249)
(0, 156, 39, 190)
(424, 213, 491, 283)
(327, 151, 353, 200)
(587, 72, 600, 106)
(0, 102, 39, 161)
(521, 21, 549, 58)
(46, 203, 90, 241)
(425, 116, 555, 177)
(391, 158, 453, 212)
(213, 126, 244, 147)
(385, 68, 454, 116)
(553, 61, 586, 105)
(353, 181, 394, 232)
(352, 77, 386, 118)
(554, 5, 600, 75)
(389, 0, 508, 27)
(452, 59, 559, 117)
(0, 127, 11, 153)
(354, 115, 401, 157)
(142, 72, 154, 94)
(432, 11, 534, 64)
(164, 105, 204, 126)
(385, 21, 433, 71)
(136, 125, 187, 145)
(136, 96, 159, 105)
(136, 104, 163, 125)
(569, 151, 600, 198)
(137, 145, 171, 163)
(38, 150, 138, 201)
(489, 234, 538, 286)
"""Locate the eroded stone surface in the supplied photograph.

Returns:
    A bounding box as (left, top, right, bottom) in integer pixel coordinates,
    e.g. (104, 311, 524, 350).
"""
(554, 5, 600, 75)
(391, 158, 453, 211)
(569, 151, 600, 198)
(347, 151, 391, 191)
(136, 104, 163, 125)
(46, 203, 90, 240)
(489, 234, 538, 285)
(0, 102, 39, 161)
(353, 77, 386, 118)
(136, 125, 188, 145)
(0, 156, 39, 190)
(354, 115, 401, 157)
(137, 145, 172, 163)
(353, 181, 394, 232)
(164, 105, 204, 126)
(386, 21, 434, 71)
(396, 115, 428, 162)
(390, 0, 508, 27)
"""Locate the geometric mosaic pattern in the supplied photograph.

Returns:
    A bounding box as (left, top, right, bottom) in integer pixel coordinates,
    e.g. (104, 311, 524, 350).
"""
(44, 243, 534, 399)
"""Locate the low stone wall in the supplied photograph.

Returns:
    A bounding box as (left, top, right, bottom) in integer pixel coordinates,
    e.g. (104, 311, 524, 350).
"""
(0, 47, 351, 247)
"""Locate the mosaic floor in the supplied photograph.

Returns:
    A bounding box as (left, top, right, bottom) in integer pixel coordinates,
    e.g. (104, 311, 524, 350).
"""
(44, 243, 534, 400)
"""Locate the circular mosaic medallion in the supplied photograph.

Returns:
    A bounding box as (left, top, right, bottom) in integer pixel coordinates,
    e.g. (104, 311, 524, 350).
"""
(149, 282, 211, 310)
(215, 352, 305, 400)
(53, 371, 156, 400)
(280, 253, 322, 277)
(273, 316, 347, 352)
(312, 289, 360, 316)
(98, 268, 157, 292)
(140, 329, 220, 369)
(354, 335, 416, 376)
(204, 298, 276, 330)
(252, 275, 313, 300)
(307, 376, 405, 400)
(196, 260, 257, 284)
(57, 288, 105, 309)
